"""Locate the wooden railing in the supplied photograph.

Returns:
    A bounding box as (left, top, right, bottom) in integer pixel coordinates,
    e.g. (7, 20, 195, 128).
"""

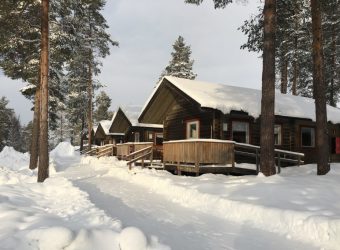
(163, 139, 235, 174)
(82, 144, 116, 157)
(82, 147, 98, 156)
(97, 144, 117, 158)
(116, 142, 154, 160)
(126, 146, 153, 169)
(234, 143, 304, 173)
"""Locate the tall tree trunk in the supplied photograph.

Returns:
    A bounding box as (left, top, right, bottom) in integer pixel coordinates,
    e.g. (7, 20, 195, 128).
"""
(280, 43, 288, 94)
(87, 56, 93, 150)
(37, 0, 49, 182)
(329, 23, 336, 107)
(292, 59, 298, 95)
(80, 114, 85, 152)
(311, 0, 330, 175)
(280, 59, 288, 94)
(60, 113, 63, 142)
(292, 4, 299, 96)
(260, 0, 276, 176)
(29, 86, 40, 170)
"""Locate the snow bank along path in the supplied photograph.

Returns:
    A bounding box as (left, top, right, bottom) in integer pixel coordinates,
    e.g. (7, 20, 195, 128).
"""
(0, 145, 169, 250)
(88, 157, 340, 250)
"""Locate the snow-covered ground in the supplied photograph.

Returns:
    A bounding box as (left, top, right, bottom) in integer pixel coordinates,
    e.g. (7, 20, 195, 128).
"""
(1, 142, 339, 250)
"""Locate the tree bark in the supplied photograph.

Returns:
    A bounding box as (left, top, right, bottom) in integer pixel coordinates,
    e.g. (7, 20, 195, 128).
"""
(292, 2, 299, 96)
(37, 0, 49, 182)
(329, 23, 336, 107)
(280, 46, 288, 94)
(260, 0, 276, 176)
(80, 114, 85, 152)
(311, 0, 330, 175)
(87, 55, 93, 150)
(29, 86, 40, 170)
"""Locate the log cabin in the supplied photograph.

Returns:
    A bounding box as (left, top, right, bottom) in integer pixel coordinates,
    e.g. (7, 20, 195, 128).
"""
(109, 106, 163, 145)
(139, 76, 340, 164)
(93, 119, 125, 146)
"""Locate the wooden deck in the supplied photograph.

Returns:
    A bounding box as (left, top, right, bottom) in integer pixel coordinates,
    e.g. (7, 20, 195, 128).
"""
(163, 139, 235, 175)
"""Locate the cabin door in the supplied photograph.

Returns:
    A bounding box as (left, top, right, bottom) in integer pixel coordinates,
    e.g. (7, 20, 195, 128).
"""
(331, 137, 340, 154)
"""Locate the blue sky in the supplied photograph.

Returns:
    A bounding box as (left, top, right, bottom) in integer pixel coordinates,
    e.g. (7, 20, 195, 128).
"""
(0, 0, 262, 124)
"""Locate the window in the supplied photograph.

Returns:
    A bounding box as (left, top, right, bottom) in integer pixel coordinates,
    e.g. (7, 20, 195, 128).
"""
(274, 124, 282, 145)
(223, 123, 228, 131)
(301, 127, 315, 147)
(186, 120, 199, 139)
(134, 132, 140, 142)
(155, 133, 163, 145)
(232, 121, 249, 143)
(147, 131, 153, 141)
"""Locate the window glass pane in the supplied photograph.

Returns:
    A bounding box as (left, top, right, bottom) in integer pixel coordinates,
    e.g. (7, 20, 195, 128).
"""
(232, 122, 248, 132)
(190, 123, 197, 138)
(274, 124, 281, 145)
(187, 121, 199, 139)
(232, 121, 249, 143)
(301, 127, 315, 147)
(148, 132, 153, 140)
(134, 132, 140, 142)
(155, 133, 163, 145)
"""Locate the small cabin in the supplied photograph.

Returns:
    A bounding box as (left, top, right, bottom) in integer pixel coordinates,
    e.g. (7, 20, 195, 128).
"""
(109, 106, 163, 146)
(139, 76, 340, 164)
(93, 119, 125, 146)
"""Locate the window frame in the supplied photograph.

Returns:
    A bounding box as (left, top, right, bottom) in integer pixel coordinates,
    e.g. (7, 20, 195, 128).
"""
(134, 132, 140, 142)
(186, 119, 200, 139)
(155, 133, 163, 145)
(231, 121, 250, 144)
(300, 126, 315, 148)
(274, 124, 282, 146)
(147, 131, 154, 141)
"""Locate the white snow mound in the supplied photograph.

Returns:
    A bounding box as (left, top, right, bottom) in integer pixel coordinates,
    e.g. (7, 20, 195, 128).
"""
(119, 227, 147, 250)
(50, 141, 77, 158)
(0, 146, 29, 171)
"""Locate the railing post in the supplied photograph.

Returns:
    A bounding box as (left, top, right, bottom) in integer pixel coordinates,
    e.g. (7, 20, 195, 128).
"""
(256, 148, 260, 173)
(150, 147, 153, 166)
(277, 152, 281, 174)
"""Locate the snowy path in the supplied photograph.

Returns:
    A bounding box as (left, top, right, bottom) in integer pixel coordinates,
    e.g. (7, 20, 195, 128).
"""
(61, 166, 318, 250)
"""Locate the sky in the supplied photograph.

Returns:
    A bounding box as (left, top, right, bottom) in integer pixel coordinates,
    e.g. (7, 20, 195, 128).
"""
(0, 0, 262, 125)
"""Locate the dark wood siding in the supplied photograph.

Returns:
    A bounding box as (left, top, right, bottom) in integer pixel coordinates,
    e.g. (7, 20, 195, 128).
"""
(109, 108, 131, 134)
(164, 100, 215, 141)
(126, 126, 163, 144)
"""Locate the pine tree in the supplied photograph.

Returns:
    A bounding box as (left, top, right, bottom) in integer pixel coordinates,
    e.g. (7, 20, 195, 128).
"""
(311, 0, 330, 175)
(0, 97, 13, 151)
(21, 121, 33, 153)
(94, 91, 112, 122)
(37, 0, 49, 183)
(160, 36, 196, 80)
(239, 0, 340, 103)
(0, 0, 117, 154)
(63, 0, 118, 150)
(185, 0, 232, 8)
(260, 0, 276, 176)
(6, 115, 23, 152)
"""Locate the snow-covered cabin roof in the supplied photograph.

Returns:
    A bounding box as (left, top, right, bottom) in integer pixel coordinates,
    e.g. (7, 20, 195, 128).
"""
(99, 120, 112, 135)
(140, 76, 340, 124)
(92, 126, 98, 134)
(121, 105, 163, 128)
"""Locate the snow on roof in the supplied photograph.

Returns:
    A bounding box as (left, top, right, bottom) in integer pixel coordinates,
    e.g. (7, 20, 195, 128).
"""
(121, 105, 163, 128)
(92, 126, 98, 134)
(121, 105, 141, 126)
(142, 76, 340, 124)
(99, 120, 113, 135)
